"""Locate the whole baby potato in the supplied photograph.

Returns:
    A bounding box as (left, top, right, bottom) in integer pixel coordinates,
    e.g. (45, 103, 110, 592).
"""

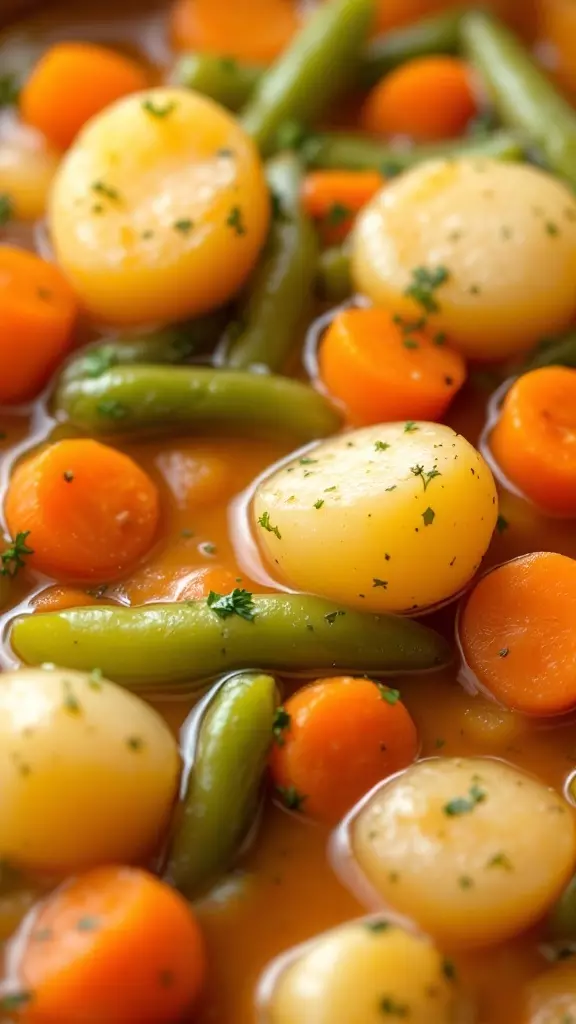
(0, 666, 180, 872)
(352, 158, 576, 360)
(253, 422, 497, 614)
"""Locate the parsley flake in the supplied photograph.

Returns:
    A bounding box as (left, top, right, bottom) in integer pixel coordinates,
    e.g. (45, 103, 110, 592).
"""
(380, 995, 409, 1017)
(375, 441, 390, 452)
(0, 193, 14, 227)
(227, 205, 246, 235)
(0, 73, 20, 108)
(378, 686, 401, 705)
(1, 531, 34, 578)
(411, 465, 442, 491)
(487, 852, 513, 871)
(373, 578, 388, 589)
(276, 785, 306, 811)
(207, 588, 257, 622)
(365, 919, 390, 934)
(496, 514, 509, 533)
(142, 98, 177, 118)
(404, 421, 418, 433)
(62, 680, 81, 716)
(258, 511, 281, 539)
(443, 783, 487, 816)
(324, 202, 351, 227)
(273, 707, 291, 746)
(91, 180, 121, 203)
(442, 959, 457, 981)
(422, 507, 435, 526)
(173, 218, 193, 234)
(405, 265, 449, 314)
(313, 499, 324, 509)
(126, 736, 144, 752)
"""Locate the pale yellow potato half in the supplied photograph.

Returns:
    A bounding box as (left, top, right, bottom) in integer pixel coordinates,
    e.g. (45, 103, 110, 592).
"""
(252, 422, 497, 614)
(352, 158, 576, 361)
(523, 962, 576, 1023)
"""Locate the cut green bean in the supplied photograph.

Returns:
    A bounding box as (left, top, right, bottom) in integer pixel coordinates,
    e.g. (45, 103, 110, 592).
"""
(547, 873, 576, 942)
(361, 8, 463, 86)
(302, 128, 525, 173)
(12, 594, 452, 693)
(166, 671, 276, 897)
(54, 365, 341, 441)
(242, 0, 375, 155)
(316, 245, 352, 302)
(224, 153, 318, 370)
(521, 331, 576, 373)
(60, 310, 229, 385)
(174, 53, 262, 111)
(462, 11, 576, 188)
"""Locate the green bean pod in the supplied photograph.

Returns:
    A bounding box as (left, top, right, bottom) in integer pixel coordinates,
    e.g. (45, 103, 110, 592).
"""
(11, 594, 452, 693)
(547, 873, 576, 942)
(242, 0, 375, 155)
(521, 331, 576, 373)
(60, 310, 229, 386)
(316, 245, 352, 302)
(462, 11, 576, 188)
(166, 671, 277, 897)
(360, 8, 463, 86)
(54, 365, 341, 441)
(224, 153, 319, 370)
(302, 128, 525, 173)
(174, 53, 262, 111)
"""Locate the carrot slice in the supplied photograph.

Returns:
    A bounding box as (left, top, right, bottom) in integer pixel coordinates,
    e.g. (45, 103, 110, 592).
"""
(318, 306, 466, 426)
(20, 42, 149, 150)
(31, 586, 115, 614)
(490, 367, 576, 516)
(177, 566, 241, 601)
(5, 439, 160, 582)
(361, 56, 478, 141)
(170, 0, 301, 64)
(13, 866, 206, 1024)
(0, 247, 77, 405)
(459, 551, 576, 717)
(269, 676, 418, 823)
(302, 170, 384, 244)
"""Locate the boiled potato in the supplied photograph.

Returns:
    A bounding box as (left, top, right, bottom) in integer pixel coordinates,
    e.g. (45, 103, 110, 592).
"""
(252, 422, 497, 614)
(261, 917, 469, 1024)
(49, 88, 270, 325)
(352, 159, 576, 361)
(522, 963, 576, 1023)
(344, 757, 576, 947)
(0, 667, 179, 872)
(0, 119, 60, 221)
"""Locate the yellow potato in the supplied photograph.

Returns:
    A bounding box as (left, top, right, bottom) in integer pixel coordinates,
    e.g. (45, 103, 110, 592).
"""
(0, 667, 179, 872)
(49, 88, 270, 325)
(0, 119, 60, 221)
(345, 757, 576, 947)
(252, 422, 497, 614)
(261, 917, 469, 1024)
(352, 158, 576, 361)
(523, 962, 576, 1023)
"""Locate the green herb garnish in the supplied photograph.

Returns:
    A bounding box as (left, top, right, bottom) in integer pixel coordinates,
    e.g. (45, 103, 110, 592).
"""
(405, 265, 449, 314)
(207, 588, 257, 622)
(1, 531, 33, 577)
(258, 511, 281, 539)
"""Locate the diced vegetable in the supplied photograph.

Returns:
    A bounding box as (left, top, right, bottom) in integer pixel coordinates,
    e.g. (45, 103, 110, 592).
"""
(0, 667, 179, 872)
(253, 422, 497, 614)
(458, 552, 576, 717)
(318, 307, 466, 426)
(11, 594, 452, 694)
(5, 439, 160, 582)
(343, 757, 576, 946)
(170, 0, 301, 64)
(166, 671, 276, 896)
(490, 367, 576, 515)
(352, 158, 576, 361)
(259, 916, 468, 1024)
(20, 42, 149, 150)
(269, 676, 418, 824)
(49, 88, 270, 326)
(10, 867, 205, 1024)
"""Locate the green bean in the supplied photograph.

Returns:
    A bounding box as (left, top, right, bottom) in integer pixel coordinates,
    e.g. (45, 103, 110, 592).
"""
(360, 8, 463, 87)
(547, 873, 576, 941)
(242, 0, 375, 155)
(302, 128, 525, 173)
(11, 594, 452, 693)
(166, 671, 276, 897)
(54, 365, 341, 441)
(462, 11, 576, 188)
(60, 310, 229, 385)
(316, 245, 352, 302)
(521, 331, 576, 373)
(224, 153, 318, 370)
(174, 53, 262, 112)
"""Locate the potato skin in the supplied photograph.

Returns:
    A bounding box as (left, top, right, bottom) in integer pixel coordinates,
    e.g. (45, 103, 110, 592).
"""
(0, 667, 180, 872)
(253, 422, 497, 614)
(345, 757, 576, 947)
(352, 158, 576, 361)
(49, 88, 270, 325)
(262, 917, 465, 1024)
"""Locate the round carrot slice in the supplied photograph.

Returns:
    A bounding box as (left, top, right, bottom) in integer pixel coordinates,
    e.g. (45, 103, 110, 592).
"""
(318, 306, 466, 426)
(459, 551, 576, 716)
(490, 366, 576, 516)
(170, 0, 301, 64)
(5, 439, 160, 582)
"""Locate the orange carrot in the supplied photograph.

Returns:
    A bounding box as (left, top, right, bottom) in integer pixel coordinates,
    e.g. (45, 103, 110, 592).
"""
(10, 866, 206, 1024)
(5, 439, 160, 582)
(170, 0, 300, 63)
(459, 551, 576, 717)
(302, 170, 384, 244)
(490, 367, 576, 516)
(20, 43, 149, 150)
(361, 56, 478, 141)
(269, 676, 418, 824)
(0, 247, 77, 405)
(31, 586, 116, 614)
(177, 566, 241, 601)
(318, 306, 466, 426)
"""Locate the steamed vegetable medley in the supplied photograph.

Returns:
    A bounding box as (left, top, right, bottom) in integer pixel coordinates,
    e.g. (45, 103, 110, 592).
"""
(3, 0, 576, 1021)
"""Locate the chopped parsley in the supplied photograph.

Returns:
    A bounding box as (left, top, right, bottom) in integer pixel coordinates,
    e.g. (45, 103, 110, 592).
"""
(273, 707, 291, 746)
(546, 221, 559, 237)
(443, 783, 487, 816)
(410, 464, 441, 491)
(96, 399, 128, 420)
(422, 506, 435, 526)
(142, 98, 177, 118)
(405, 265, 449, 314)
(0, 193, 14, 227)
(379, 995, 409, 1017)
(373, 578, 388, 589)
(227, 205, 246, 236)
(126, 736, 144, 752)
(91, 180, 121, 203)
(487, 852, 513, 871)
(0, 73, 20, 108)
(324, 610, 345, 625)
(378, 686, 401, 705)
(207, 588, 257, 622)
(199, 541, 217, 556)
(62, 680, 81, 716)
(442, 959, 457, 982)
(1, 531, 34, 578)
(276, 785, 306, 811)
(365, 919, 390, 934)
(496, 514, 509, 533)
(313, 499, 324, 509)
(258, 511, 281, 539)
(404, 421, 418, 433)
(173, 218, 193, 234)
(498, 647, 510, 658)
(458, 875, 474, 889)
(324, 202, 351, 227)
(299, 456, 317, 465)
(374, 441, 390, 452)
